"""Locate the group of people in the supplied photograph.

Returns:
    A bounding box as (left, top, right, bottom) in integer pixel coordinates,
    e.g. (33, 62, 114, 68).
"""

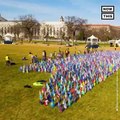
(20, 51, 120, 112)
(28, 52, 39, 63)
(20, 48, 71, 73)
(42, 48, 70, 61)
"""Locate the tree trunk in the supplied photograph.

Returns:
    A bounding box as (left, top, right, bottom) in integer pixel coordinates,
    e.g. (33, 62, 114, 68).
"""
(61, 38, 63, 45)
(29, 36, 32, 43)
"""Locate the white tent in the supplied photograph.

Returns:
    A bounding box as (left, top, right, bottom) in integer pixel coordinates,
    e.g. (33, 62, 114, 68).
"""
(4, 33, 14, 37)
(3, 33, 14, 44)
(87, 35, 98, 45)
(87, 35, 98, 40)
(4, 33, 14, 41)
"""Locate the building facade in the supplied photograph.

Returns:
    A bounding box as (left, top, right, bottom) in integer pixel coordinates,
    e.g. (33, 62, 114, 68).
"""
(0, 15, 67, 39)
(40, 17, 67, 39)
(0, 15, 120, 40)
(0, 14, 15, 36)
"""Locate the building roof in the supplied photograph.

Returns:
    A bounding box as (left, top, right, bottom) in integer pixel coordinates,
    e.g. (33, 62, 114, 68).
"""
(87, 24, 110, 26)
(87, 24, 120, 28)
(0, 14, 7, 21)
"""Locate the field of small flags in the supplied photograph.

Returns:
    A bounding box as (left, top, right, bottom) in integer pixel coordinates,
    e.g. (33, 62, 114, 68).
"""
(0, 44, 120, 120)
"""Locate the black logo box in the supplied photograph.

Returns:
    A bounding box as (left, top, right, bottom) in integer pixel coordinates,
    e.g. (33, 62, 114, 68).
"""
(101, 6, 115, 13)
(101, 13, 114, 20)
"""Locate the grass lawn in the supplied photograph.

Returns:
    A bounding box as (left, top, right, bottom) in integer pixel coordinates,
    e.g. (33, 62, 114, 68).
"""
(0, 43, 120, 120)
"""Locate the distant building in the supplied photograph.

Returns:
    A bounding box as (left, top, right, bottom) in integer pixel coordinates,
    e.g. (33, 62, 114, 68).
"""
(0, 14, 120, 40)
(0, 14, 7, 21)
(40, 16, 67, 39)
(0, 15, 67, 39)
(0, 15, 15, 37)
(87, 24, 120, 32)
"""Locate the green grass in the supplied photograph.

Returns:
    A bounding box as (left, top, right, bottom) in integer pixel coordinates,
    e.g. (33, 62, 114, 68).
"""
(0, 44, 120, 120)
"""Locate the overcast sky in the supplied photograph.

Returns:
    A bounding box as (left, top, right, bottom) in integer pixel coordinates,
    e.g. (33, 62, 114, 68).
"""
(0, 0, 119, 25)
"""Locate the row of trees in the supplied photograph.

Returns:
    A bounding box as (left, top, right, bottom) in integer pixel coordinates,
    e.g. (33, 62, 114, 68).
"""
(7, 14, 120, 43)
(14, 15, 88, 43)
(85, 27, 120, 41)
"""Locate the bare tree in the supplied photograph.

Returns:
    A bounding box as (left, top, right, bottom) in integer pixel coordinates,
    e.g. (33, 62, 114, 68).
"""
(20, 15, 40, 42)
(97, 28, 111, 41)
(85, 27, 111, 41)
(0, 34, 2, 42)
(59, 28, 65, 45)
(84, 25, 120, 41)
(65, 16, 87, 45)
(109, 26, 120, 39)
(11, 22, 21, 41)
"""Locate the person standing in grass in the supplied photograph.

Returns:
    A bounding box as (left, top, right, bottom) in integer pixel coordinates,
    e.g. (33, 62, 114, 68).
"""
(29, 52, 34, 63)
(42, 50, 47, 61)
(65, 48, 70, 57)
(85, 43, 91, 53)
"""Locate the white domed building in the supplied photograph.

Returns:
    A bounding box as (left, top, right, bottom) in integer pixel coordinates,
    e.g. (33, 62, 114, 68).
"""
(40, 16, 67, 39)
